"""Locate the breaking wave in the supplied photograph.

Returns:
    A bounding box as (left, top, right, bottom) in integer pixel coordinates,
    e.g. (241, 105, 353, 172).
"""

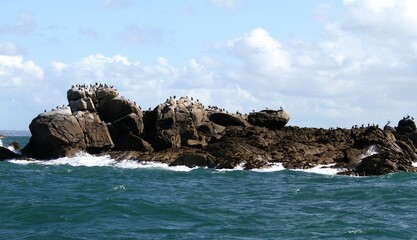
(8, 153, 346, 175)
(360, 144, 379, 159)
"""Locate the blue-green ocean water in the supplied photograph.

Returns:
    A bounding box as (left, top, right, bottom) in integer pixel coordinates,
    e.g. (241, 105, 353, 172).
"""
(1, 136, 417, 239)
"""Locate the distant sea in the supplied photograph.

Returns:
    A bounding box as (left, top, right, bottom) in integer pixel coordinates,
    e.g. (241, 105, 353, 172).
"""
(1, 135, 417, 239)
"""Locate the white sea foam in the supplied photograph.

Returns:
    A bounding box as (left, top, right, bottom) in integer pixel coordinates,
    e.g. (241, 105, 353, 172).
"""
(251, 162, 285, 172)
(0, 138, 2, 147)
(360, 144, 379, 159)
(7, 145, 21, 154)
(8, 152, 344, 175)
(293, 163, 344, 175)
(8, 152, 196, 172)
(215, 162, 246, 172)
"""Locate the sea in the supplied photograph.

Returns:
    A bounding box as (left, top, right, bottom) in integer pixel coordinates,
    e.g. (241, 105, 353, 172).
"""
(1, 134, 417, 239)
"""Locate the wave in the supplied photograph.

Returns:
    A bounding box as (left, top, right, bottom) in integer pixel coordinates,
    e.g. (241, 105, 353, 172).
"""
(360, 144, 379, 159)
(293, 163, 343, 175)
(8, 152, 346, 175)
(8, 152, 197, 172)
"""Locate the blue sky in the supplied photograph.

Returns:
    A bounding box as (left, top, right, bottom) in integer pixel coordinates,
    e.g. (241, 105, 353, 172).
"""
(0, 0, 416, 130)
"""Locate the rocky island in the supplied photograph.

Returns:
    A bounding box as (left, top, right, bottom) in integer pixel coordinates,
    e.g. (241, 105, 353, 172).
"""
(2, 84, 417, 176)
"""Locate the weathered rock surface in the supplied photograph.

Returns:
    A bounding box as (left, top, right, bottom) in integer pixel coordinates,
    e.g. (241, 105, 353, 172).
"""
(22, 108, 113, 159)
(21, 83, 417, 176)
(143, 97, 208, 151)
(248, 109, 290, 130)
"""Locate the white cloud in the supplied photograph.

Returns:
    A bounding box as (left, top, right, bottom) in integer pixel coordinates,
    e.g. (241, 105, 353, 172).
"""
(226, 28, 291, 76)
(343, 0, 417, 36)
(0, 12, 36, 35)
(3, 1, 417, 129)
(0, 55, 43, 87)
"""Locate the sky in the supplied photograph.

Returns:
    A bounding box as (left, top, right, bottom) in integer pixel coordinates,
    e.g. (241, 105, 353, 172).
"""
(0, 0, 416, 130)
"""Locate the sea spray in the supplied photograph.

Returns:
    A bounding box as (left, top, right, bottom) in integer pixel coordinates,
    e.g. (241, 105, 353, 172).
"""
(360, 144, 379, 159)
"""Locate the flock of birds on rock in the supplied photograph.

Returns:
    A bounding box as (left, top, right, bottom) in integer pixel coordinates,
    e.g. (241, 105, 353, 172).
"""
(340, 115, 415, 131)
(45, 104, 69, 113)
(44, 84, 416, 130)
(71, 83, 115, 91)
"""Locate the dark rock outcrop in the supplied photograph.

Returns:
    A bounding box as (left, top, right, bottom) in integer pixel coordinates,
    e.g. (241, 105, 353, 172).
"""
(21, 83, 417, 176)
(169, 152, 215, 168)
(0, 147, 20, 160)
(356, 151, 417, 176)
(396, 118, 416, 135)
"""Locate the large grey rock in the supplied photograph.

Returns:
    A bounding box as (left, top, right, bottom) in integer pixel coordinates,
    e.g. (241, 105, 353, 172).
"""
(96, 88, 119, 101)
(248, 109, 290, 130)
(67, 88, 86, 102)
(22, 108, 113, 159)
(146, 97, 208, 150)
(23, 109, 86, 159)
(74, 111, 114, 152)
(208, 112, 249, 127)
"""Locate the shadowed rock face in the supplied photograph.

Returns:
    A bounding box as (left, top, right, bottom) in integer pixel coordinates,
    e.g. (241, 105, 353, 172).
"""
(0, 147, 20, 161)
(20, 84, 417, 176)
(22, 107, 114, 159)
(248, 110, 290, 130)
